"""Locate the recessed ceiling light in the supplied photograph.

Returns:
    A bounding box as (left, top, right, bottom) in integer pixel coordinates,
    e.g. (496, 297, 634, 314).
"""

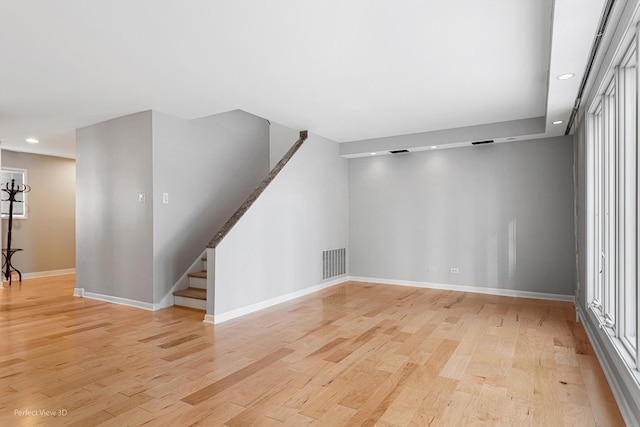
(557, 73, 575, 80)
(370, 152, 377, 155)
(553, 120, 564, 125)
(430, 146, 437, 149)
(25, 138, 39, 144)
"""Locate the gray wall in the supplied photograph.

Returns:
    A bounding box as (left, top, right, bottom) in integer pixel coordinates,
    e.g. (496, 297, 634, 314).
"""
(269, 122, 300, 169)
(76, 111, 154, 303)
(76, 109, 270, 305)
(214, 132, 349, 317)
(152, 110, 269, 304)
(2, 150, 75, 273)
(349, 136, 576, 296)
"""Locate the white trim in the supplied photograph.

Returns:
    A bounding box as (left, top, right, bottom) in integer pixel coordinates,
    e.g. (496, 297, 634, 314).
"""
(349, 276, 575, 302)
(80, 291, 156, 311)
(174, 295, 206, 311)
(22, 268, 76, 279)
(154, 293, 175, 311)
(577, 305, 640, 426)
(212, 276, 346, 324)
(73, 287, 84, 297)
(188, 277, 206, 289)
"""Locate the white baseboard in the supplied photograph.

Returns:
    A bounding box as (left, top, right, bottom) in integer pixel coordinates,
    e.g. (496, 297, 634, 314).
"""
(211, 276, 346, 324)
(203, 314, 214, 324)
(577, 306, 639, 426)
(79, 291, 156, 311)
(349, 276, 575, 302)
(154, 294, 175, 311)
(208, 275, 573, 325)
(76, 275, 574, 323)
(22, 268, 76, 279)
(75, 288, 174, 312)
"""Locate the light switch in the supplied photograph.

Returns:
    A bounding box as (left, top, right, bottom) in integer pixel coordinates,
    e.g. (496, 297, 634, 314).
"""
(162, 192, 169, 204)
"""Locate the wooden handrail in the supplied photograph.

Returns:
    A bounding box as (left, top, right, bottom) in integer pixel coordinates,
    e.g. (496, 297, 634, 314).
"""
(208, 130, 308, 248)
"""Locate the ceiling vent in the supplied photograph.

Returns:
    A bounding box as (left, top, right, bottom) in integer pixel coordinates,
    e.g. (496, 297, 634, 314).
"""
(471, 140, 494, 145)
(389, 149, 409, 154)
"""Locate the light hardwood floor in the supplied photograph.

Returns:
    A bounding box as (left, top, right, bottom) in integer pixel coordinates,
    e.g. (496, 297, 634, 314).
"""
(0, 275, 625, 426)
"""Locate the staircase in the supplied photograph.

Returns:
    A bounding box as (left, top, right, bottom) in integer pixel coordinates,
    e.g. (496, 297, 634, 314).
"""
(171, 130, 308, 314)
(172, 256, 207, 310)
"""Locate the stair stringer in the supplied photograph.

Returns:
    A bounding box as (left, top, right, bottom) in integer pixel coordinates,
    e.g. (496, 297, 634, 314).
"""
(156, 249, 207, 309)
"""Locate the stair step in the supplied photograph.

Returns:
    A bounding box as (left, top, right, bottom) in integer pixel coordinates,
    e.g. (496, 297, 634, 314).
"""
(188, 271, 207, 279)
(187, 270, 207, 289)
(173, 287, 207, 311)
(173, 287, 206, 300)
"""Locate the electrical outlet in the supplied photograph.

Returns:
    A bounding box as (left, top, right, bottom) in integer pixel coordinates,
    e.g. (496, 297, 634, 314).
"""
(450, 267, 460, 274)
(138, 192, 147, 203)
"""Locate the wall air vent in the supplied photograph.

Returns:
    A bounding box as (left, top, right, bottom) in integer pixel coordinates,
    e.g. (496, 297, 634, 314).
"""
(322, 248, 346, 280)
(389, 149, 409, 154)
(471, 140, 494, 145)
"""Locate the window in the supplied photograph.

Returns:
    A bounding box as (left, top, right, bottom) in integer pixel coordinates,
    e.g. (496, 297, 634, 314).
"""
(586, 38, 639, 371)
(1, 168, 28, 218)
(589, 101, 604, 315)
(618, 46, 637, 358)
(602, 80, 616, 329)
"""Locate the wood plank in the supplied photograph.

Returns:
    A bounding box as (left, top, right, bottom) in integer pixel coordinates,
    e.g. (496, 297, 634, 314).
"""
(181, 347, 294, 405)
(0, 275, 625, 426)
(172, 287, 206, 300)
(157, 333, 200, 349)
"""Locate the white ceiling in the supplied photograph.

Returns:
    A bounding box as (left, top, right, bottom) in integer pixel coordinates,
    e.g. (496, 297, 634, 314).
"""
(0, 0, 605, 159)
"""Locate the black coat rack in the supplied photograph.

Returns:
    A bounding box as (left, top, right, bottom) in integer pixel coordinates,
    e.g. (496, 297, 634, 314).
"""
(2, 178, 30, 285)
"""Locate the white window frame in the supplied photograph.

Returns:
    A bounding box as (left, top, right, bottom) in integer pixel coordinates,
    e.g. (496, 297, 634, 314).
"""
(617, 43, 638, 358)
(588, 100, 604, 316)
(602, 79, 617, 330)
(0, 168, 28, 219)
(586, 32, 640, 374)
